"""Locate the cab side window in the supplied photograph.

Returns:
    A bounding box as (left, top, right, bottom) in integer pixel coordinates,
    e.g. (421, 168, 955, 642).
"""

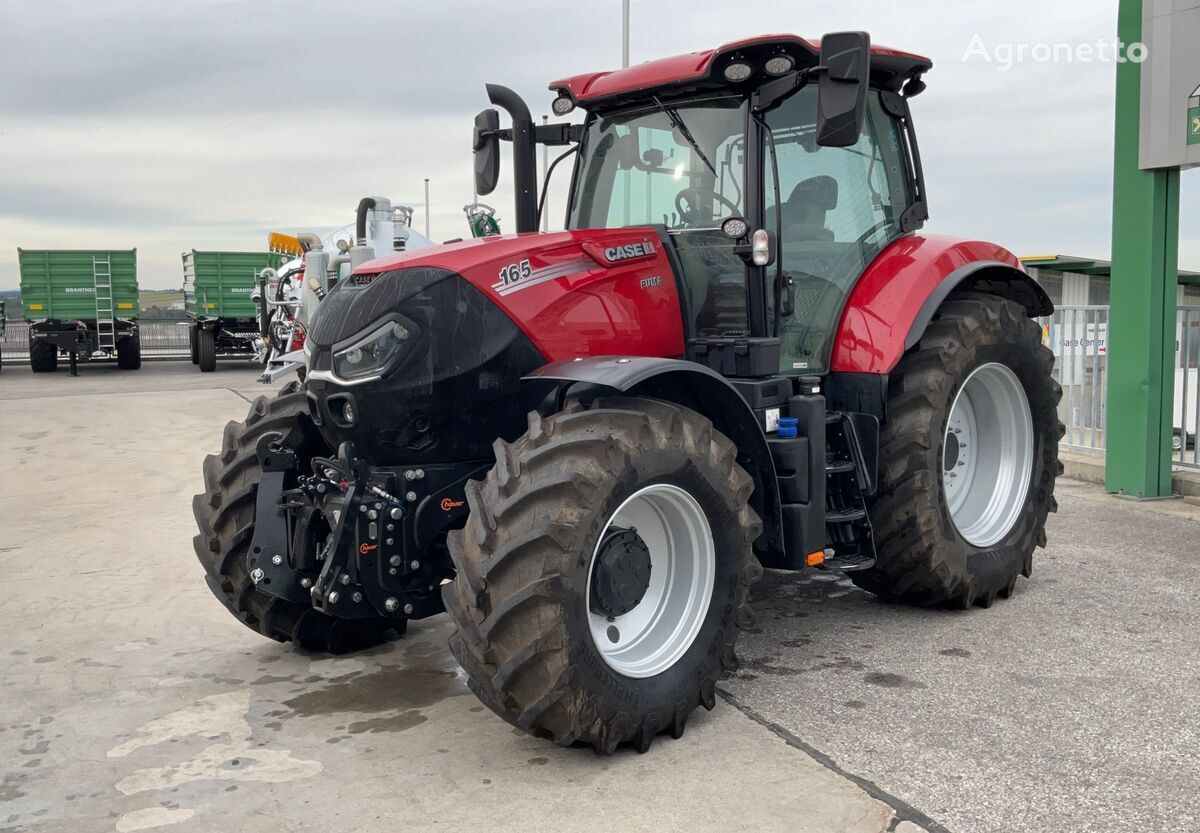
(764, 87, 913, 371)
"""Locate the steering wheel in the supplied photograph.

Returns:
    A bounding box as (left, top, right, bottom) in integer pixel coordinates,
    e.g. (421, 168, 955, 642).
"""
(674, 188, 741, 228)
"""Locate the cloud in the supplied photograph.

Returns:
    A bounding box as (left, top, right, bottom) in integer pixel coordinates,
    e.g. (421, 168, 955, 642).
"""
(0, 0, 1196, 289)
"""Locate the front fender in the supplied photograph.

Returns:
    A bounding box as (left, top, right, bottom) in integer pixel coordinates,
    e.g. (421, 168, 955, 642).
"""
(831, 235, 1052, 374)
(525, 356, 783, 559)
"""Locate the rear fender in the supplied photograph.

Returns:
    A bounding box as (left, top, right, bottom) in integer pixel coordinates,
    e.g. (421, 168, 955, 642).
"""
(831, 235, 1052, 375)
(525, 357, 783, 559)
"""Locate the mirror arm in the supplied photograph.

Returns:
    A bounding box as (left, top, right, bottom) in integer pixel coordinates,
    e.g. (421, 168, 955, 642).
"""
(751, 66, 825, 114)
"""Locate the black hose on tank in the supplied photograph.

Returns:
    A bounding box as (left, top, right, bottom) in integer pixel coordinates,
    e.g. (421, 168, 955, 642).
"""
(355, 197, 376, 245)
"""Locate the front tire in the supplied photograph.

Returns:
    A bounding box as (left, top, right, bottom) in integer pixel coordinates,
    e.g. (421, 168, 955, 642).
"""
(29, 339, 57, 373)
(853, 293, 1063, 608)
(444, 396, 762, 753)
(192, 385, 397, 652)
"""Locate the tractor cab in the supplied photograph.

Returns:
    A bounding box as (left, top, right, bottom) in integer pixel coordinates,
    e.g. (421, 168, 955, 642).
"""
(475, 32, 931, 376)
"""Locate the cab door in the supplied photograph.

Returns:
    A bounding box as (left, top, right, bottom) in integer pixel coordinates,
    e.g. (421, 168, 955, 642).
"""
(763, 86, 915, 373)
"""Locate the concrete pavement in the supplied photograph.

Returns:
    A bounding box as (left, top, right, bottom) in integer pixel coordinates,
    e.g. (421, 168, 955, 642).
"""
(0, 365, 921, 833)
(2, 363, 1197, 832)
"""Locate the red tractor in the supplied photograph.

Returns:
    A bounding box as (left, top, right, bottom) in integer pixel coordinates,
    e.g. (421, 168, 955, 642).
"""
(194, 32, 1061, 753)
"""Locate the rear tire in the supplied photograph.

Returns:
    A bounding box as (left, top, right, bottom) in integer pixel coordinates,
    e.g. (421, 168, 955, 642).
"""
(197, 328, 216, 372)
(444, 396, 762, 753)
(116, 336, 141, 370)
(192, 384, 398, 653)
(853, 293, 1063, 608)
(189, 328, 200, 365)
(29, 339, 57, 373)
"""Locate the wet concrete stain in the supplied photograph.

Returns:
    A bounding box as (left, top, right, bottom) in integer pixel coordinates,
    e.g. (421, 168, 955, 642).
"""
(939, 647, 972, 658)
(863, 671, 926, 690)
(282, 666, 464, 717)
(737, 656, 801, 677)
(346, 711, 427, 734)
(809, 656, 867, 673)
(781, 637, 813, 648)
(0, 773, 27, 802)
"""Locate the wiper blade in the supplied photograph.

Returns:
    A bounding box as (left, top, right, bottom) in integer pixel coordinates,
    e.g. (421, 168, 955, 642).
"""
(651, 96, 717, 178)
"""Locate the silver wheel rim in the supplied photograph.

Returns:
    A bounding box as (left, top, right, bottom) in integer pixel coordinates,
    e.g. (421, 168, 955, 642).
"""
(943, 362, 1034, 548)
(587, 484, 715, 679)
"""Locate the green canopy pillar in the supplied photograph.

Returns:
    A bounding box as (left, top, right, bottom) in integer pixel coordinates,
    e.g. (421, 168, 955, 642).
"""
(1106, 0, 1181, 497)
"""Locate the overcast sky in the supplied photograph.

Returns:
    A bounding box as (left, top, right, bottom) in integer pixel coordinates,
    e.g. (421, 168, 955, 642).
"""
(1, 0, 1197, 289)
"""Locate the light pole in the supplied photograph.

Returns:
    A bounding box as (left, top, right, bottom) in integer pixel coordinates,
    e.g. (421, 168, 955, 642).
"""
(621, 0, 629, 68)
(424, 178, 430, 239)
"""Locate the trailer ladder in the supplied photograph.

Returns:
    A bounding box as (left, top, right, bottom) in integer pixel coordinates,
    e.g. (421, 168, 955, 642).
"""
(93, 255, 116, 353)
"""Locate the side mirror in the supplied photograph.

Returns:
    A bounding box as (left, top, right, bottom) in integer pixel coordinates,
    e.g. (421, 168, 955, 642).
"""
(473, 108, 501, 196)
(816, 31, 871, 148)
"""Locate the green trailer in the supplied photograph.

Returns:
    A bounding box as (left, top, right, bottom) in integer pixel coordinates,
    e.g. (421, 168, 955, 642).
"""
(19, 249, 140, 373)
(183, 250, 287, 372)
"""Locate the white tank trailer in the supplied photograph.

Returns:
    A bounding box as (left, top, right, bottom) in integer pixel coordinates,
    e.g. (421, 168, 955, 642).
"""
(255, 197, 432, 383)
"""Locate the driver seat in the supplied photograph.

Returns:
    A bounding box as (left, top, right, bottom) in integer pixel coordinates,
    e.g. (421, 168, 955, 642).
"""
(766, 175, 838, 242)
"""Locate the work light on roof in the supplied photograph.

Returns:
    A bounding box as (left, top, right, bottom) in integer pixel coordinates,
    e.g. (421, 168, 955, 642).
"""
(722, 61, 754, 82)
(551, 94, 575, 116)
(764, 55, 795, 76)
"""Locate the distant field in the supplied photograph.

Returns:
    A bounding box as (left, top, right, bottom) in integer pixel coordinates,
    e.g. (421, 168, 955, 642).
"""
(141, 289, 184, 308)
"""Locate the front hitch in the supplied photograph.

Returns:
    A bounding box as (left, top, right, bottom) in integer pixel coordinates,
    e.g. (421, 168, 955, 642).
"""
(246, 436, 450, 622)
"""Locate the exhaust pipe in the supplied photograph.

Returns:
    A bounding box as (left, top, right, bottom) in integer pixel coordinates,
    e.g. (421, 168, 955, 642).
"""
(486, 84, 537, 233)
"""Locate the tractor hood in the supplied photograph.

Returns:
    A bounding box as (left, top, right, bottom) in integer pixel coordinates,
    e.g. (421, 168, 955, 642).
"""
(348, 228, 687, 363)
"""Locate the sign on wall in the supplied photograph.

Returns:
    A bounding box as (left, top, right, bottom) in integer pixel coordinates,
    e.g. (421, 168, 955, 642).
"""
(1189, 83, 1200, 147)
(1139, 0, 1200, 169)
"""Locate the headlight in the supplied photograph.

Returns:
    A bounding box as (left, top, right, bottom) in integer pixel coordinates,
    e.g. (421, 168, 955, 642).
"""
(332, 319, 412, 382)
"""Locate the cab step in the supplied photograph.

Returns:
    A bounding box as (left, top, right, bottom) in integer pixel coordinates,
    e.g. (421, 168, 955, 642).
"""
(823, 412, 878, 567)
(825, 507, 867, 524)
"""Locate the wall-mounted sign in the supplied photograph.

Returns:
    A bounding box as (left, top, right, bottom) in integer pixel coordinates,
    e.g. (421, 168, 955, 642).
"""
(1189, 82, 1200, 147)
(1139, 0, 1200, 169)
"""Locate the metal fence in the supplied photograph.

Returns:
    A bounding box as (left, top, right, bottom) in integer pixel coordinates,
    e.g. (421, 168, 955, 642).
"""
(0, 316, 192, 359)
(1043, 305, 1200, 470)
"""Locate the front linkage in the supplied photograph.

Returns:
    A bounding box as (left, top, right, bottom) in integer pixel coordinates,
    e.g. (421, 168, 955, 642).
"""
(246, 432, 485, 623)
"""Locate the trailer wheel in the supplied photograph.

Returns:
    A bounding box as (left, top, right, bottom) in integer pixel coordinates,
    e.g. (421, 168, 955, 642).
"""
(197, 328, 217, 372)
(189, 328, 200, 365)
(853, 293, 1063, 608)
(117, 336, 141, 370)
(444, 396, 762, 753)
(29, 339, 57, 373)
(192, 385, 398, 653)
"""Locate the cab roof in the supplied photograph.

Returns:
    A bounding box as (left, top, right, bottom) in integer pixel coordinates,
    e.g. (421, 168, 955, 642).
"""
(549, 33, 932, 106)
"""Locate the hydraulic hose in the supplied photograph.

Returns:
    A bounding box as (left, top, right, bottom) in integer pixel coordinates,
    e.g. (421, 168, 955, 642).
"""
(355, 197, 377, 245)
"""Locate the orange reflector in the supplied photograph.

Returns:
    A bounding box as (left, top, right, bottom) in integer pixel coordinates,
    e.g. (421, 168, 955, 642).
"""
(806, 551, 825, 567)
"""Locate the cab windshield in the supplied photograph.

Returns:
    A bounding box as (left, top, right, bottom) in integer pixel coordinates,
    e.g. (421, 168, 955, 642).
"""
(567, 95, 747, 230)
(568, 95, 752, 338)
